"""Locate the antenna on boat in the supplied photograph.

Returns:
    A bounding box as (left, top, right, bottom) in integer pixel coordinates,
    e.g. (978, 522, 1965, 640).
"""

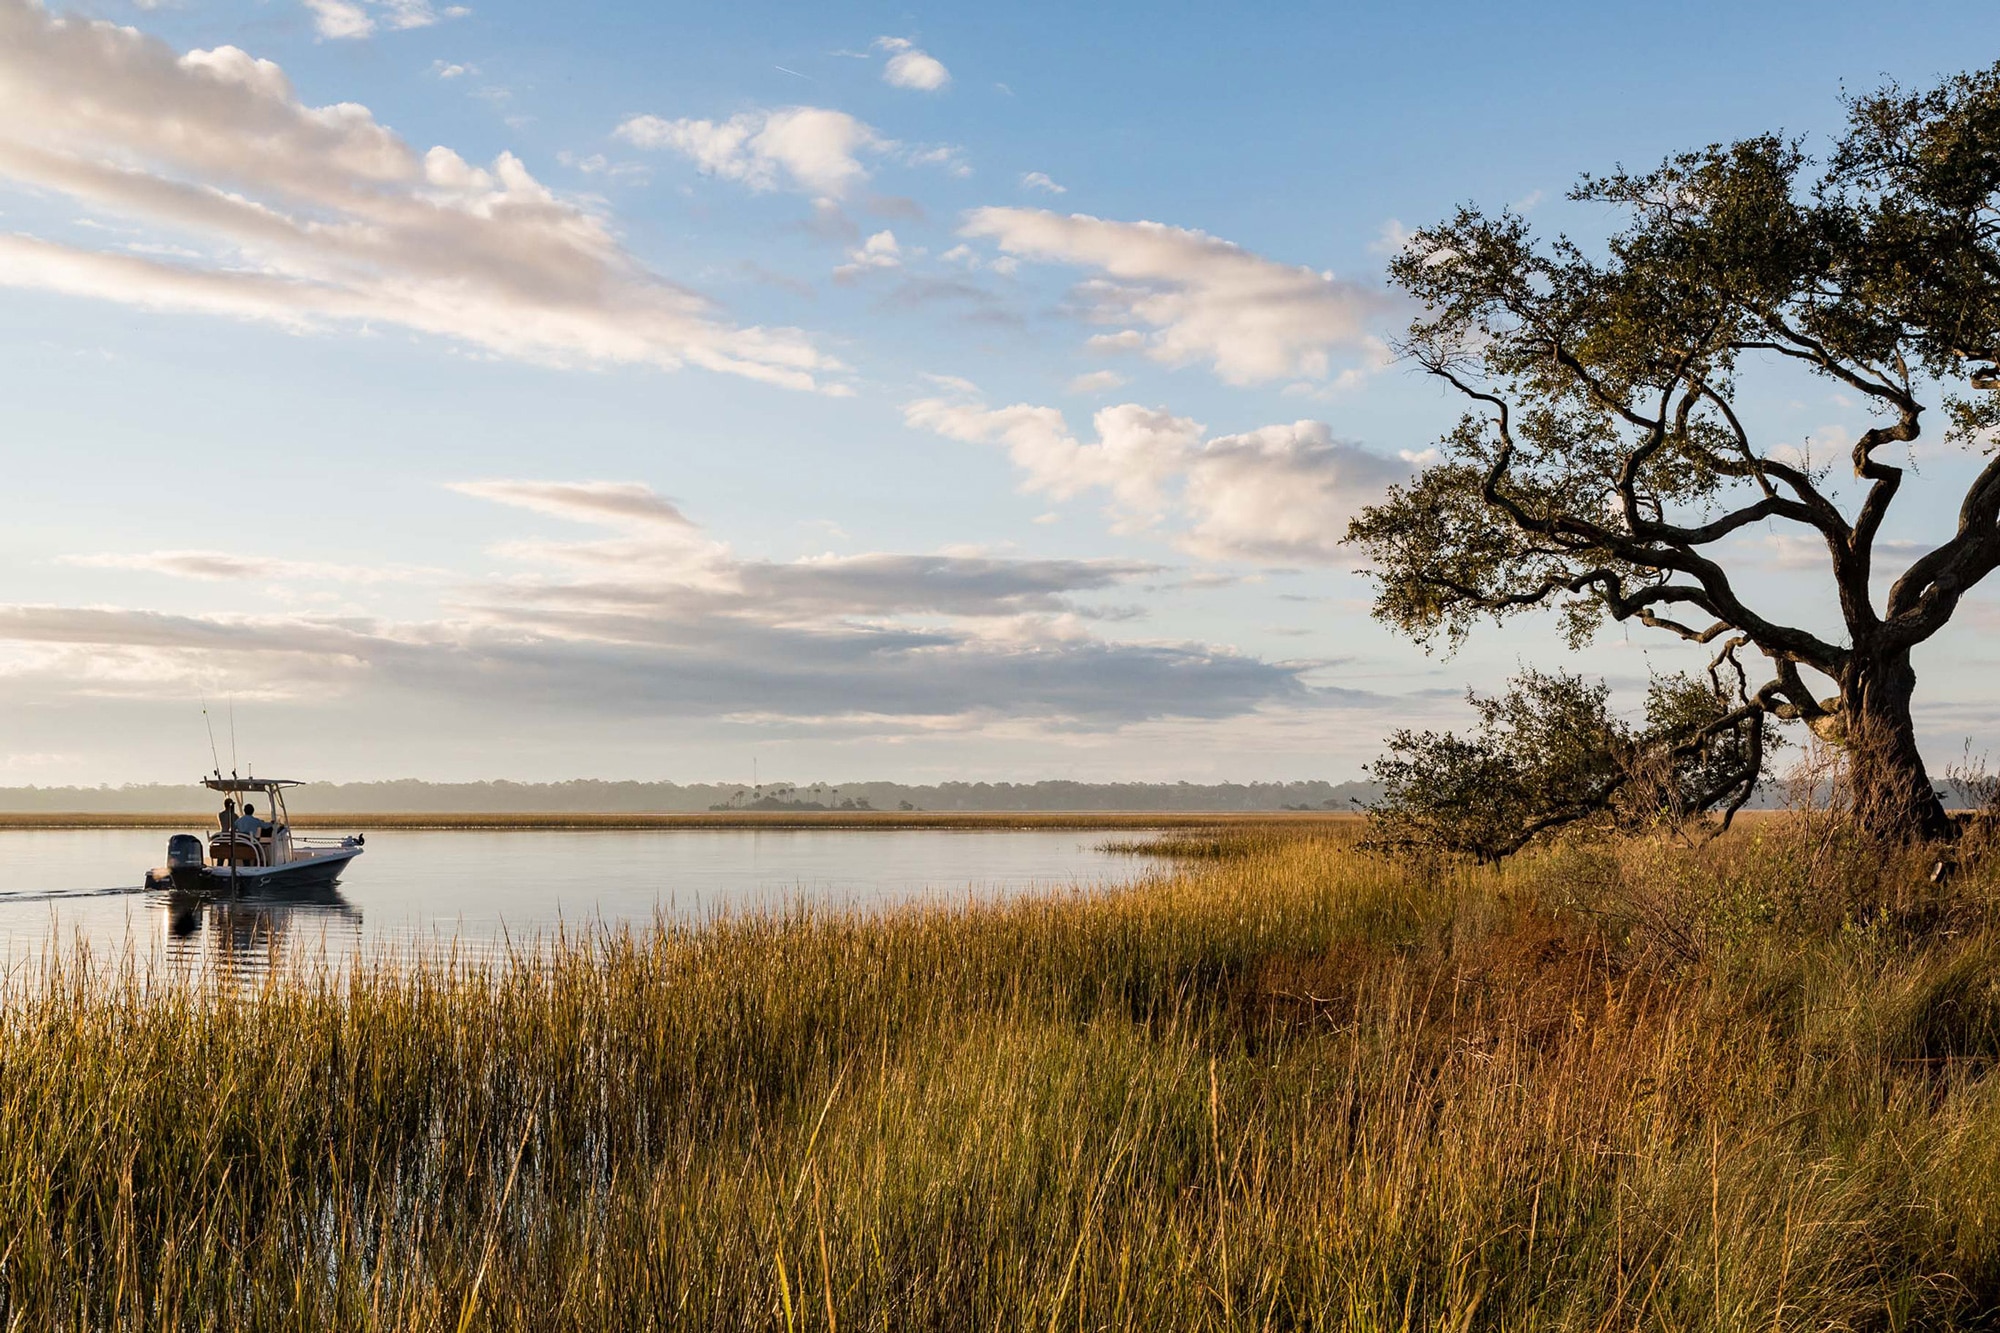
(200, 691, 222, 779)
(228, 699, 238, 780)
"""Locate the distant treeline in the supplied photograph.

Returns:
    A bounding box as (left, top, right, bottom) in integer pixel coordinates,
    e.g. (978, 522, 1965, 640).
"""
(0, 779, 1384, 814)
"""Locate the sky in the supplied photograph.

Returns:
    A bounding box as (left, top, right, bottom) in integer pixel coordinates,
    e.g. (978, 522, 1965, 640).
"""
(0, 0, 1996, 786)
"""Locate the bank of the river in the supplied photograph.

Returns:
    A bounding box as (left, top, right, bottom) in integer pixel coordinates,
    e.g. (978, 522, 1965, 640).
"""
(0, 809, 1359, 831)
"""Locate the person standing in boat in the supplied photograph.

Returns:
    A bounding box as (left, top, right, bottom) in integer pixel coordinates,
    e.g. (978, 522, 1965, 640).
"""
(218, 797, 237, 834)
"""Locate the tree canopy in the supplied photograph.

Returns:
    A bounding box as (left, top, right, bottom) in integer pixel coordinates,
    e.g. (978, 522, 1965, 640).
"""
(1349, 64, 2000, 847)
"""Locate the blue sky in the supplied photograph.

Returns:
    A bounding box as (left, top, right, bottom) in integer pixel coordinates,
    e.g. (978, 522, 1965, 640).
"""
(1, 0, 1994, 786)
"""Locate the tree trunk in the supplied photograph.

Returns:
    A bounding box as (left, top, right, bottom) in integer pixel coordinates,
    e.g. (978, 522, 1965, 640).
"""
(1837, 649, 1956, 842)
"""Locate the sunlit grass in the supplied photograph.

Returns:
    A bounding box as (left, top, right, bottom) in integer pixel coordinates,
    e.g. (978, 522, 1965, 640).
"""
(6, 819, 2000, 1327)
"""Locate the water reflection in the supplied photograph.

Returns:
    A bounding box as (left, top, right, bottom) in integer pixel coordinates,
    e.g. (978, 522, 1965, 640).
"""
(4, 828, 1152, 978)
(159, 884, 363, 981)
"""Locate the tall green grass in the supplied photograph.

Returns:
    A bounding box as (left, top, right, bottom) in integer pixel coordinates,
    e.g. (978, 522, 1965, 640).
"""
(7, 821, 2000, 1328)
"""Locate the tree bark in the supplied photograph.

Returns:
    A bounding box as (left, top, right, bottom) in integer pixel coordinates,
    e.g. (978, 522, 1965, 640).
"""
(1832, 649, 1956, 842)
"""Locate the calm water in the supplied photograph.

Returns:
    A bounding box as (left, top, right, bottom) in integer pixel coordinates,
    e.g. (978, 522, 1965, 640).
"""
(0, 827, 1154, 978)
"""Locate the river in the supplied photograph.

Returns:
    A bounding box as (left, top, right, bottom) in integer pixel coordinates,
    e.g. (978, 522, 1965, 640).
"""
(0, 827, 1155, 979)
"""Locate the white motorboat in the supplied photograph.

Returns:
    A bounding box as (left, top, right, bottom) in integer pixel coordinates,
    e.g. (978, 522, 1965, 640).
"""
(146, 776, 364, 894)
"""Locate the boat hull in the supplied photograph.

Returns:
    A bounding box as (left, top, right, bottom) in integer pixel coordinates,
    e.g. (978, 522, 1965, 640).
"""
(149, 846, 362, 895)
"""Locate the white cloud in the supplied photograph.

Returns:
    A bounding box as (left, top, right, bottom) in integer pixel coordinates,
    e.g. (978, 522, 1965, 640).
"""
(1067, 370, 1126, 394)
(616, 105, 967, 200)
(906, 397, 1180, 521)
(938, 241, 1012, 275)
(875, 36, 950, 92)
(832, 229, 901, 281)
(1367, 218, 1411, 256)
(904, 388, 1408, 563)
(616, 106, 881, 199)
(1178, 422, 1408, 563)
(431, 59, 473, 78)
(0, 2, 841, 392)
(1021, 171, 1065, 195)
(303, 0, 372, 38)
(304, 0, 467, 40)
(958, 208, 1393, 385)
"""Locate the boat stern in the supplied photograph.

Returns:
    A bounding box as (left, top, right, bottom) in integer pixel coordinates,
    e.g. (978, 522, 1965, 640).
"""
(153, 832, 212, 891)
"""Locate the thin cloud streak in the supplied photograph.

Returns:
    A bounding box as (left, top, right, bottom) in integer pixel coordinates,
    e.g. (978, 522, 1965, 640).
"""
(61, 551, 434, 584)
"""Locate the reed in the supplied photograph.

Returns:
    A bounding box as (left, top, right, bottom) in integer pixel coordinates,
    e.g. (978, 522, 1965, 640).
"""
(6, 819, 2000, 1328)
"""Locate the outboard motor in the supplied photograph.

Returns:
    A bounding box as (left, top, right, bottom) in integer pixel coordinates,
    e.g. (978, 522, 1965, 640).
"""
(167, 833, 204, 869)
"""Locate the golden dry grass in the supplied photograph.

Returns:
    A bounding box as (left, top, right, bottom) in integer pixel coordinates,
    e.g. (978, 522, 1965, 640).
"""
(5, 819, 2000, 1327)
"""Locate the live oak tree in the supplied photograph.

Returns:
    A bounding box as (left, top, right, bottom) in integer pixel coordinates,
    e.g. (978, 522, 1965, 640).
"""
(1349, 65, 2000, 847)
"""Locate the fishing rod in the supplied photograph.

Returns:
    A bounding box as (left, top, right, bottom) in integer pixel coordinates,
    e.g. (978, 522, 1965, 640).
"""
(199, 691, 222, 779)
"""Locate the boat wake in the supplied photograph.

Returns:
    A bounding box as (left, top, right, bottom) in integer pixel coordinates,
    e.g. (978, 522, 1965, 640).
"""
(0, 884, 150, 905)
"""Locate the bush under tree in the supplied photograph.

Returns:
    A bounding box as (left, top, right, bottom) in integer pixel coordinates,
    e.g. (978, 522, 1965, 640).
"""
(1365, 669, 1777, 861)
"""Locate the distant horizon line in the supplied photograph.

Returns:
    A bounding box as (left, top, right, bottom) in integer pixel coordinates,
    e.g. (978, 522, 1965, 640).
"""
(0, 777, 1379, 792)
(0, 777, 1382, 815)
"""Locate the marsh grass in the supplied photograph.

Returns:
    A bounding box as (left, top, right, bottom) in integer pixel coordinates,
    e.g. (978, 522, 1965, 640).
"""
(8, 821, 2000, 1327)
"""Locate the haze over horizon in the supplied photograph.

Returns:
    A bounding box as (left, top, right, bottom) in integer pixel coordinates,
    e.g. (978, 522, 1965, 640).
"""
(3, 0, 1995, 787)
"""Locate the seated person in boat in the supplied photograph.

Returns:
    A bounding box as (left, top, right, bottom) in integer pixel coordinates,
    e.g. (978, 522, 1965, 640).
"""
(218, 797, 237, 833)
(235, 803, 268, 839)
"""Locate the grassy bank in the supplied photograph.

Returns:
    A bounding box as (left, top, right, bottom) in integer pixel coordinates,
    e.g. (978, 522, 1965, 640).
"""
(7, 822, 2000, 1327)
(0, 810, 1355, 831)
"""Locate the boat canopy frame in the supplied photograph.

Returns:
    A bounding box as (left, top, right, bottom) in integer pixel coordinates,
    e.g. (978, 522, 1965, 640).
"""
(203, 776, 301, 828)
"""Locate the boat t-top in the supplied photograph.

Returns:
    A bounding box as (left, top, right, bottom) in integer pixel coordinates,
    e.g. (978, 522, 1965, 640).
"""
(146, 776, 364, 894)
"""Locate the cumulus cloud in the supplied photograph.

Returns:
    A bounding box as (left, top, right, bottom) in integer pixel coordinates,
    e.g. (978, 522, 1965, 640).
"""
(832, 229, 901, 281)
(0, 2, 838, 391)
(1178, 423, 1409, 563)
(0, 483, 1321, 732)
(904, 389, 1408, 562)
(615, 105, 966, 199)
(957, 208, 1392, 385)
(875, 36, 950, 92)
(615, 106, 882, 199)
(1021, 171, 1065, 194)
